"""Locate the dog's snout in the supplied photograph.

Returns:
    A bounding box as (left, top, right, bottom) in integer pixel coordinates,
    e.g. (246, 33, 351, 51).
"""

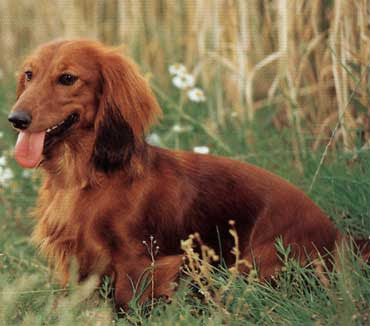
(8, 110, 32, 130)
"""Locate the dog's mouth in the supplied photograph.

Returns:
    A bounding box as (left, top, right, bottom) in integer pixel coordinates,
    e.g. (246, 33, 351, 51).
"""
(13, 113, 79, 169)
(44, 113, 79, 152)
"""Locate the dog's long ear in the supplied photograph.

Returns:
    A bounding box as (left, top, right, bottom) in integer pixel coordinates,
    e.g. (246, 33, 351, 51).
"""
(93, 49, 162, 173)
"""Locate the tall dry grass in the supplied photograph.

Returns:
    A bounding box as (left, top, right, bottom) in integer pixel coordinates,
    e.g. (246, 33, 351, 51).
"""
(0, 0, 369, 154)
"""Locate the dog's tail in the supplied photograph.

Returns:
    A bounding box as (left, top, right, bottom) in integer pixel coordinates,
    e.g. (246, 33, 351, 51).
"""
(333, 233, 370, 264)
(353, 237, 370, 262)
(315, 235, 370, 287)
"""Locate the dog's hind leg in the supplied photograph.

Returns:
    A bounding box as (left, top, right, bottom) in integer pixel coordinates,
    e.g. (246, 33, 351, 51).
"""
(113, 254, 183, 311)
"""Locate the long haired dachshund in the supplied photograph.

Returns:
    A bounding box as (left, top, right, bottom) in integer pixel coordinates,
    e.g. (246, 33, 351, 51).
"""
(8, 40, 369, 309)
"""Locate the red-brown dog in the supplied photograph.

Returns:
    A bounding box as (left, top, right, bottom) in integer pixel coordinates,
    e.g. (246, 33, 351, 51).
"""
(8, 40, 369, 309)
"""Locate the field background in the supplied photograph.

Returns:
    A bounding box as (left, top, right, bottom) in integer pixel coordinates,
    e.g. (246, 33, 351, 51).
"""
(0, 1, 369, 325)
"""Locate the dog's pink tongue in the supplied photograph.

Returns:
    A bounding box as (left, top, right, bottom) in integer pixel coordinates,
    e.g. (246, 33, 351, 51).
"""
(14, 131, 46, 168)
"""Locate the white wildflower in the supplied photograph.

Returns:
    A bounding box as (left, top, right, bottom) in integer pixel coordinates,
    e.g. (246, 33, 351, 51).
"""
(172, 124, 184, 133)
(188, 88, 206, 102)
(22, 170, 32, 178)
(0, 132, 3, 138)
(169, 63, 187, 76)
(0, 167, 13, 187)
(172, 124, 193, 133)
(146, 133, 161, 146)
(0, 156, 6, 166)
(231, 111, 238, 118)
(193, 146, 210, 154)
(172, 73, 195, 90)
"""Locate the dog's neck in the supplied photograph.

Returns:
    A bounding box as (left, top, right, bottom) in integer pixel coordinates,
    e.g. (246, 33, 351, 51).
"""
(39, 131, 150, 189)
(40, 131, 98, 189)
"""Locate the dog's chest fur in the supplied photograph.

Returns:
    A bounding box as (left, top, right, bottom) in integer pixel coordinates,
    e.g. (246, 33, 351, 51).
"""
(32, 179, 112, 283)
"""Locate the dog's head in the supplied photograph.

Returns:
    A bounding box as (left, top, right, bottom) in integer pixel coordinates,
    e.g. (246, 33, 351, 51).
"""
(9, 39, 161, 172)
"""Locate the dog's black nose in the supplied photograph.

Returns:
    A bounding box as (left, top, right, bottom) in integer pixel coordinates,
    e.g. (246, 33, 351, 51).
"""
(8, 110, 32, 130)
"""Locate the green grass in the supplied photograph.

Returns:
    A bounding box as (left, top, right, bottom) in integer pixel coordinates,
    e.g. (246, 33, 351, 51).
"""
(0, 79, 369, 325)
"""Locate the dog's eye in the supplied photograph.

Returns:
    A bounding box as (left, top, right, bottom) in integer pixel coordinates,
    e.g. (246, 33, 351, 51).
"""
(24, 71, 33, 81)
(58, 74, 78, 86)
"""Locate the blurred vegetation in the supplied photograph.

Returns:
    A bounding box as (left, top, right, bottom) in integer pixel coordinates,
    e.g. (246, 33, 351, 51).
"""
(0, 0, 370, 324)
